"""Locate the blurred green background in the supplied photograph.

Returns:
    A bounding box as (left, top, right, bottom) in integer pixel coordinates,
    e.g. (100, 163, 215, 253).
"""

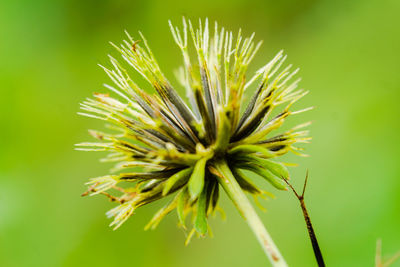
(1, 0, 399, 266)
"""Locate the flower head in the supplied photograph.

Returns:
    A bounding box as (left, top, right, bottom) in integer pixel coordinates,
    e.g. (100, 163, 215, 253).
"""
(77, 18, 311, 242)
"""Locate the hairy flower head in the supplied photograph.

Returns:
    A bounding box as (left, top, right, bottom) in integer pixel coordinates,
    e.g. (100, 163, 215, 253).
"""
(77, 18, 311, 243)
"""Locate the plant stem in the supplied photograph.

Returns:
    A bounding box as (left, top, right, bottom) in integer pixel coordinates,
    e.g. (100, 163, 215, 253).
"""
(213, 160, 288, 267)
(283, 172, 325, 267)
(299, 199, 325, 267)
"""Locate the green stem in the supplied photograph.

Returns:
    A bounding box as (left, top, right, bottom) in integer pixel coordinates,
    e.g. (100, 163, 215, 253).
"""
(214, 160, 288, 267)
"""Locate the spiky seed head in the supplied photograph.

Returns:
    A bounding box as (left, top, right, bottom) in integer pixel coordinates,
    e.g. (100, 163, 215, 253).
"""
(77, 18, 311, 243)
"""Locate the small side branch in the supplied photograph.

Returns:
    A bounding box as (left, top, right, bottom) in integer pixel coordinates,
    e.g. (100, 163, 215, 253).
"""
(376, 239, 400, 267)
(283, 171, 325, 267)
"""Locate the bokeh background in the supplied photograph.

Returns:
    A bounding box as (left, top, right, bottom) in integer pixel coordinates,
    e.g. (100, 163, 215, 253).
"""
(1, 0, 399, 266)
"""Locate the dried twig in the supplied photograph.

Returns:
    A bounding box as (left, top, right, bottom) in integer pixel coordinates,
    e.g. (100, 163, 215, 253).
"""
(283, 171, 325, 267)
